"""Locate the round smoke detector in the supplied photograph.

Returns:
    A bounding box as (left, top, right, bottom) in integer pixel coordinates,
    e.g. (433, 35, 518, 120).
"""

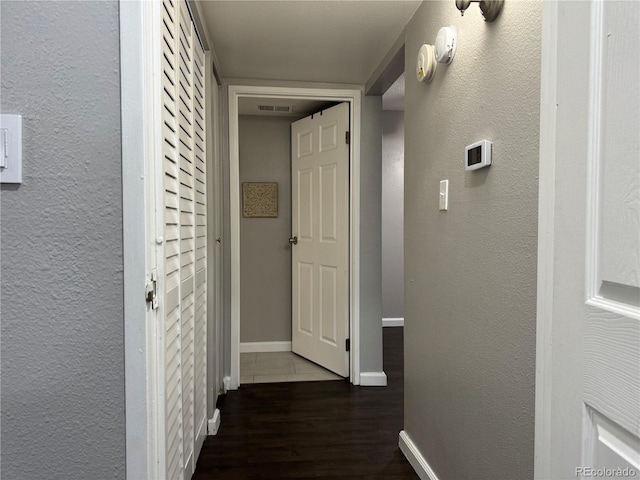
(435, 26, 457, 64)
(416, 44, 437, 83)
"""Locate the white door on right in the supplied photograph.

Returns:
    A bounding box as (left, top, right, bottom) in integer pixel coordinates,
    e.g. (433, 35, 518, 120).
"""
(542, 1, 640, 478)
(291, 102, 350, 378)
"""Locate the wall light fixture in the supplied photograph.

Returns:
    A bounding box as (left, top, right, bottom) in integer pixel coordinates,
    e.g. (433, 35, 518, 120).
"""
(455, 0, 503, 22)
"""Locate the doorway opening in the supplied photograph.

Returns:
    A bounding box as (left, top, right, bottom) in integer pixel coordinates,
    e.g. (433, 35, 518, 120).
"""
(237, 100, 343, 384)
(228, 85, 362, 389)
(381, 73, 405, 329)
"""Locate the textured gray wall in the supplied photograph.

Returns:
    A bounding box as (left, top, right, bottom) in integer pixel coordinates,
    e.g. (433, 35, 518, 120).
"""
(382, 111, 404, 319)
(0, 2, 125, 479)
(239, 115, 294, 343)
(403, 1, 541, 479)
(359, 95, 383, 374)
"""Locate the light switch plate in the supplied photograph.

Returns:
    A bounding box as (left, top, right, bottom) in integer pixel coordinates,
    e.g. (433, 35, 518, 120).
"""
(439, 179, 449, 211)
(0, 114, 23, 184)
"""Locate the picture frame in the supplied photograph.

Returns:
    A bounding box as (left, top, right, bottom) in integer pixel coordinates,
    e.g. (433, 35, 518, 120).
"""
(242, 182, 278, 218)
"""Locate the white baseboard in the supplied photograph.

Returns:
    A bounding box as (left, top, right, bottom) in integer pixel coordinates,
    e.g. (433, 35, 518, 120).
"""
(223, 376, 231, 393)
(207, 409, 221, 436)
(383, 317, 404, 327)
(359, 371, 388, 386)
(240, 341, 292, 353)
(398, 430, 440, 480)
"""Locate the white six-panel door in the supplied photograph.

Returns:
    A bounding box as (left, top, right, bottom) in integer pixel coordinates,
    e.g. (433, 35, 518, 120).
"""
(538, 1, 640, 478)
(291, 103, 350, 377)
(161, 0, 207, 478)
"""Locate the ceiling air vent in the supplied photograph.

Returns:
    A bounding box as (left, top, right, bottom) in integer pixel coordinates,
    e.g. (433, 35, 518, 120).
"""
(258, 104, 294, 114)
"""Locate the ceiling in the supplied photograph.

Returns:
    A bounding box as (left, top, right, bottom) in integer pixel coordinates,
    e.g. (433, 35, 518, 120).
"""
(198, 1, 421, 85)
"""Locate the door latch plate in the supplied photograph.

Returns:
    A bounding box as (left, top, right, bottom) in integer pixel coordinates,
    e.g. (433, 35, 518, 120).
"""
(146, 269, 159, 310)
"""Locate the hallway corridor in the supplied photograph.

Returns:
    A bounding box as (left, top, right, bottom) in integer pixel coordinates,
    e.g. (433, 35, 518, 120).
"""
(193, 327, 417, 479)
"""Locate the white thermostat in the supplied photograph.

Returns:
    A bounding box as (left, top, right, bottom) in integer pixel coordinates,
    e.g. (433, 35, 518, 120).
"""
(465, 140, 492, 171)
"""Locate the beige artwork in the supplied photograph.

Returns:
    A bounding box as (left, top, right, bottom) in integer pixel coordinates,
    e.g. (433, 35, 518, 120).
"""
(242, 182, 278, 218)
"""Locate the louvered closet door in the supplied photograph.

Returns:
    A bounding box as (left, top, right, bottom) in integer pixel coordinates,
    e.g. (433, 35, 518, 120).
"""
(161, 0, 207, 478)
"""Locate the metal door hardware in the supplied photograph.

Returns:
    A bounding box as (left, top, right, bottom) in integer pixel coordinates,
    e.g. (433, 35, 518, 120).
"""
(145, 269, 158, 310)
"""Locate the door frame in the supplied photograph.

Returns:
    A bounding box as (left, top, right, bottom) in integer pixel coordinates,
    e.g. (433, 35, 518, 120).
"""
(534, 1, 558, 477)
(206, 61, 223, 423)
(121, 1, 222, 476)
(228, 85, 362, 388)
(120, 1, 162, 478)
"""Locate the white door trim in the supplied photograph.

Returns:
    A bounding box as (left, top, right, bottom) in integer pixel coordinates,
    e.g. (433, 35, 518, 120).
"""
(120, 1, 162, 478)
(534, 1, 558, 479)
(228, 85, 362, 389)
(534, 2, 558, 478)
(206, 60, 223, 417)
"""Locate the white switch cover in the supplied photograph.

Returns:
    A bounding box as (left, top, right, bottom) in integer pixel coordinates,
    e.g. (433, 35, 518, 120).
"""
(0, 114, 23, 184)
(439, 179, 449, 211)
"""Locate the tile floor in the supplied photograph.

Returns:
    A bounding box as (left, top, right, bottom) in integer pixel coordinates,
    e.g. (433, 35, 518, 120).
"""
(240, 351, 344, 384)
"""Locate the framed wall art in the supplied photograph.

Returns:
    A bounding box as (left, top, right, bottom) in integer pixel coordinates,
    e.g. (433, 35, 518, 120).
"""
(242, 182, 278, 218)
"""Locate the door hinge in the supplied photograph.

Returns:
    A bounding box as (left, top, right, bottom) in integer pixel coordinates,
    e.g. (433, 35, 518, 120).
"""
(345, 131, 350, 145)
(145, 268, 158, 310)
(345, 338, 350, 352)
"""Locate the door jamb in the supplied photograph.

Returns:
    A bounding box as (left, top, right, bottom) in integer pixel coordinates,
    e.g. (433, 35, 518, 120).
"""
(534, 1, 558, 478)
(207, 66, 223, 417)
(120, 0, 162, 478)
(228, 85, 362, 389)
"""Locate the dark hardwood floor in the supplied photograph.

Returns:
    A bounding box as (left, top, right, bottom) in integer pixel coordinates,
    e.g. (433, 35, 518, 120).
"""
(193, 327, 417, 479)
